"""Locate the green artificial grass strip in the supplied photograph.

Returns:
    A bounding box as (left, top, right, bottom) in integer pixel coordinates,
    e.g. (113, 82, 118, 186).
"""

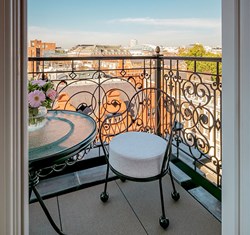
(172, 159, 221, 201)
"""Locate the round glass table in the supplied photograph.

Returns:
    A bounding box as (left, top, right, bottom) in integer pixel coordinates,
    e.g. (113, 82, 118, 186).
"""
(29, 110, 97, 168)
(29, 110, 97, 235)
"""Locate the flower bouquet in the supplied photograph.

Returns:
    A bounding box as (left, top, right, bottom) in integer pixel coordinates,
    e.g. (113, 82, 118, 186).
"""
(28, 79, 57, 131)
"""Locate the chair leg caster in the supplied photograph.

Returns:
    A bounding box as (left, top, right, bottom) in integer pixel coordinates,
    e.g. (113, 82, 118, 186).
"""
(171, 191, 180, 201)
(100, 192, 109, 202)
(159, 216, 169, 229)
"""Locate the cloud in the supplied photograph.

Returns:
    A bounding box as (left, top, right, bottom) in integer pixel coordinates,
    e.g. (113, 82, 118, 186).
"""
(109, 17, 221, 29)
(28, 26, 134, 48)
(28, 25, 221, 49)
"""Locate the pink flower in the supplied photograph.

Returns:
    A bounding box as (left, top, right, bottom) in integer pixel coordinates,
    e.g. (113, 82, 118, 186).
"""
(46, 89, 57, 101)
(31, 80, 46, 87)
(28, 90, 46, 108)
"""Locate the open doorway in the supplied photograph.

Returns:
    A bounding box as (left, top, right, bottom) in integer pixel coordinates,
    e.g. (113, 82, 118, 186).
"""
(2, 0, 250, 234)
(27, 1, 222, 234)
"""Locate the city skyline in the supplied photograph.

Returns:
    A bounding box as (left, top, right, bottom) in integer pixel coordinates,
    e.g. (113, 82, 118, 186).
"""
(28, 0, 221, 49)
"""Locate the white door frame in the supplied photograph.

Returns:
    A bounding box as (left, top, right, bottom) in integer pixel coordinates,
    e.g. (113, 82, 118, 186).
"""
(0, 0, 28, 234)
(222, 0, 250, 234)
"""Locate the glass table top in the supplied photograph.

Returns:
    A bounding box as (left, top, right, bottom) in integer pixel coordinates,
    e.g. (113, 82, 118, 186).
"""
(29, 110, 97, 167)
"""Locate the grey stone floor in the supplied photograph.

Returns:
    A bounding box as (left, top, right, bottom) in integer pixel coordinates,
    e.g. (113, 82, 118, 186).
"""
(30, 176, 221, 235)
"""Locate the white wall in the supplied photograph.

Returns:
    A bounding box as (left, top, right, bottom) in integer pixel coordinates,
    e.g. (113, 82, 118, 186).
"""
(239, 0, 250, 233)
(222, 0, 250, 234)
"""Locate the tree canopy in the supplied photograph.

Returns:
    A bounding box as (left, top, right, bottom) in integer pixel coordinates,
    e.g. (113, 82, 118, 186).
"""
(178, 44, 222, 81)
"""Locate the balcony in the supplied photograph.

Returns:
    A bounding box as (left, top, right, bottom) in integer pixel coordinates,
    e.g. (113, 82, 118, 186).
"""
(28, 49, 222, 234)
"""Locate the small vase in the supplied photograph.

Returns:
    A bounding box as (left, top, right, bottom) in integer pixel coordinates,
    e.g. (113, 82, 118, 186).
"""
(28, 106, 48, 132)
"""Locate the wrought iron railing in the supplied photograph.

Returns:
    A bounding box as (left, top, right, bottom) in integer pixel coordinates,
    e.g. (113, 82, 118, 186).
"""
(28, 49, 222, 187)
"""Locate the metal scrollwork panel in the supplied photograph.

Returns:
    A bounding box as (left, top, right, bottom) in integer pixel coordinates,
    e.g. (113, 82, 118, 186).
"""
(164, 67, 222, 186)
(37, 144, 92, 178)
(49, 68, 155, 145)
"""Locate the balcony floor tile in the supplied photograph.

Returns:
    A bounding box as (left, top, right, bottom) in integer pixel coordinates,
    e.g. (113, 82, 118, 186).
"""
(29, 197, 60, 235)
(30, 177, 221, 234)
(116, 177, 220, 235)
(59, 180, 146, 235)
(30, 172, 80, 202)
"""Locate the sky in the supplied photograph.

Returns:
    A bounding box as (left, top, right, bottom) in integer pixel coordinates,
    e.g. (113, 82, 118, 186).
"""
(28, 0, 221, 49)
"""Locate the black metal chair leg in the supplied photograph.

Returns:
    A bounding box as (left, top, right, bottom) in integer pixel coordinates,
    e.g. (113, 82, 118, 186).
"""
(169, 167, 180, 201)
(31, 185, 66, 235)
(158, 178, 169, 229)
(100, 163, 109, 202)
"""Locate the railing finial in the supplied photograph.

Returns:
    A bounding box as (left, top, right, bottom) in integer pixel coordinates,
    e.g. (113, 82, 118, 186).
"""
(155, 46, 160, 54)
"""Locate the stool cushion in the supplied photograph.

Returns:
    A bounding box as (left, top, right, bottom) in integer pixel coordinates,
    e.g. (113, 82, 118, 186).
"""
(109, 132, 167, 178)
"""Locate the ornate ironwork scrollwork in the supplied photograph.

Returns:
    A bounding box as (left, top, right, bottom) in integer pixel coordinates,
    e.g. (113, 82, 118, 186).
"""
(36, 145, 92, 178)
(28, 55, 222, 186)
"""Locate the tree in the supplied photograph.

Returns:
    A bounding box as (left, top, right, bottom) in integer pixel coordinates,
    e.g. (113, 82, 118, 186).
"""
(178, 44, 222, 81)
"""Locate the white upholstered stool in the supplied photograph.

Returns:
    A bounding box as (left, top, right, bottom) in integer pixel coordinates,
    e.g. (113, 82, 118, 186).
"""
(100, 88, 181, 230)
(109, 131, 167, 179)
